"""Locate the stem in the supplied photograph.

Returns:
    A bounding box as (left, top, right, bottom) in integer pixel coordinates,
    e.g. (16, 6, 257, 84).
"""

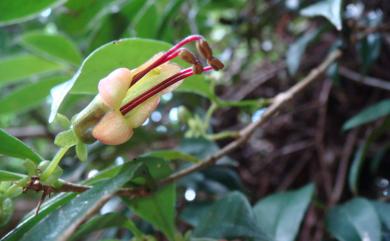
(123, 220, 144, 239)
(206, 131, 240, 141)
(204, 102, 217, 129)
(41, 146, 70, 181)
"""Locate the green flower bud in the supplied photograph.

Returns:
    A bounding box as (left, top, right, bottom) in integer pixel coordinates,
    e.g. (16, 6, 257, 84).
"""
(5, 184, 23, 198)
(0, 198, 13, 227)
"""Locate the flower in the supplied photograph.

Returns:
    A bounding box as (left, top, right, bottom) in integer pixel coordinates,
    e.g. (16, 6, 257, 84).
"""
(72, 35, 223, 145)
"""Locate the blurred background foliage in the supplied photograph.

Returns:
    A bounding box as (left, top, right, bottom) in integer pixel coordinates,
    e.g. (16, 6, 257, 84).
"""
(0, 0, 389, 241)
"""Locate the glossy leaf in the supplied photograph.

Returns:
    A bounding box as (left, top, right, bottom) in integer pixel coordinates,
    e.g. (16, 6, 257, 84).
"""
(127, 158, 176, 241)
(0, 54, 64, 87)
(70, 213, 128, 241)
(55, 0, 118, 35)
(133, 2, 159, 38)
(287, 30, 320, 75)
(193, 191, 268, 240)
(0, 129, 43, 164)
(326, 198, 381, 241)
(372, 201, 390, 230)
(0, 0, 64, 26)
(0, 76, 67, 115)
(179, 138, 235, 165)
(0, 193, 76, 241)
(348, 142, 366, 195)
(348, 119, 389, 194)
(343, 99, 390, 130)
(181, 202, 213, 227)
(147, 150, 199, 163)
(156, 0, 185, 38)
(0, 170, 25, 182)
(253, 184, 314, 241)
(19, 162, 142, 241)
(357, 33, 381, 73)
(300, 0, 343, 30)
(19, 31, 82, 65)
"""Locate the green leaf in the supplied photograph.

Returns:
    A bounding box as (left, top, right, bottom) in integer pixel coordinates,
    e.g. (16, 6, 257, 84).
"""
(348, 143, 366, 195)
(48, 38, 211, 121)
(55, 0, 118, 36)
(357, 33, 381, 73)
(54, 129, 77, 148)
(1, 193, 76, 241)
(177, 77, 216, 99)
(0, 0, 64, 26)
(0, 129, 43, 164)
(70, 213, 128, 241)
(147, 150, 199, 163)
(287, 30, 320, 75)
(19, 162, 142, 241)
(48, 79, 75, 123)
(300, 0, 343, 30)
(0, 160, 139, 241)
(179, 138, 235, 165)
(76, 142, 88, 161)
(343, 99, 390, 130)
(127, 158, 176, 240)
(371, 201, 390, 230)
(253, 184, 314, 241)
(181, 202, 213, 227)
(0, 54, 64, 87)
(325, 198, 381, 241)
(191, 239, 218, 241)
(53, 113, 71, 129)
(70, 39, 178, 93)
(0, 76, 67, 115)
(156, 0, 185, 38)
(193, 192, 268, 240)
(19, 31, 82, 66)
(133, 2, 159, 38)
(348, 120, 389, 194)
(0, 170, 26, 182)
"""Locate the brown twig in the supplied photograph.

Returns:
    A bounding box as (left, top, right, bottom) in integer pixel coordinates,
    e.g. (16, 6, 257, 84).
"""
(339, 66, 390, 91)
(160, 49, 342, 185)
(315, 80, 333, 198)
(329, 129, 358, 205)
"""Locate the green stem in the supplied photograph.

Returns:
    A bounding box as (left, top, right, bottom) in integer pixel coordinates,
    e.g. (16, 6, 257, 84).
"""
(122, 220, 143, 239)
(206, 131, 240, 141)
(203, 102, 217, 131)
(41, 146, 70, 181)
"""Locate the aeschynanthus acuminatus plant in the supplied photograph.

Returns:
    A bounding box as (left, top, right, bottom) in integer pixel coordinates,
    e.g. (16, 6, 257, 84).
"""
(36, 35, 223, 190)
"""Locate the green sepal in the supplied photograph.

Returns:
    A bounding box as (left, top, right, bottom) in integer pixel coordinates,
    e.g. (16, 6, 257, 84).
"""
(16, 177, 29, 187)
(23, 159, 37, 176)
(53, 113, 71, 129)
(0, 182, 11, 192)
(5, 184, 23, 198)
(54, 129, 77, 148)
(0, 198, 13, 227)
(76, 141, 88, 162)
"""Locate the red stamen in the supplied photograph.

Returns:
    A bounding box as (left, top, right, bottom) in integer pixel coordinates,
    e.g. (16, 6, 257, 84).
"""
(131, 35, 204, 86)
(120, 66, 212, 115)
